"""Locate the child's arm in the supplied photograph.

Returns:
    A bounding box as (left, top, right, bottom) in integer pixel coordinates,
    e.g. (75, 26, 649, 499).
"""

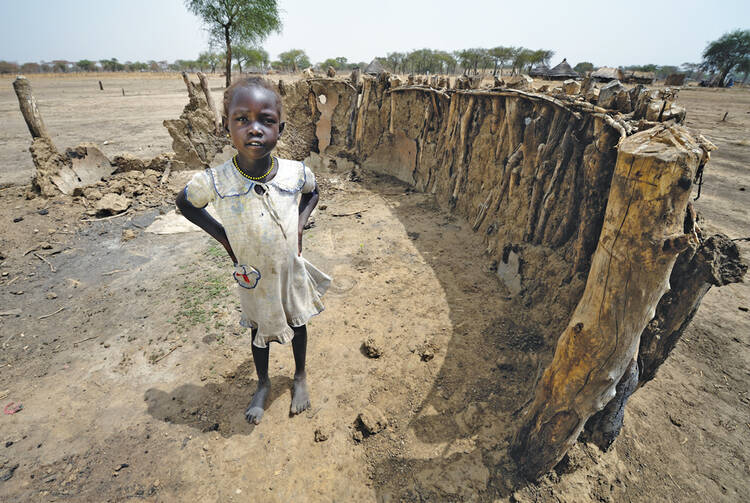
(176, 188, 237, 264)
(297, 183, 319, 256)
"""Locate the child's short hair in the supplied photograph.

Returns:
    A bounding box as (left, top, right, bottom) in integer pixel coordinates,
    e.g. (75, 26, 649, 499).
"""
(223, 77, 282, 119)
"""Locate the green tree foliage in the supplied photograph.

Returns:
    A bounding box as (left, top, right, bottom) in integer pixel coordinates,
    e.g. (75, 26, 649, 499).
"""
(20, 62, 41, 74)
(701, 29, 750, 86)
(680, 62, 702, 80)
(235, 46, 269, 73)
(384, 52, 406, 73)
(99, 58, 124, 72)
(320, 57, 348, 71)
(573, 62, 594, 74)
(0, 61, 19, 74)
(185, 0, 281, 86)
(456, 48, 489, 74)
(278, 49, 310, 72)
(488, 46, 514, 75)
(76, 59, 95, 72)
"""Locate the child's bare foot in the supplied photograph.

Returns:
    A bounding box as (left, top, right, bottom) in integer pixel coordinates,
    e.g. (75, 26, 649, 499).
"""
(245, 379, 270, 424)
(290, 373, 310, 415)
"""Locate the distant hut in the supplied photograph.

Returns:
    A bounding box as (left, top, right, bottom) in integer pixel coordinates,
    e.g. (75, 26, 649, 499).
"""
(529, 64, 550, 78)
(623, 70, 655, 84)
(365, 59, 387, 75)
(665, 73, 686, 86)
(547, 59, 579, 80)
(592, 67, 623, 82)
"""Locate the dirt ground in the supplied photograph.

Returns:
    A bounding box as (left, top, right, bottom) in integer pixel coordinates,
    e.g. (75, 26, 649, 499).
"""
(0, 75, 748, 502)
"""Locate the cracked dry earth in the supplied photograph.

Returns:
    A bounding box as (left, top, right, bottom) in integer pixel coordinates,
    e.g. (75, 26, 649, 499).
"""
(0, 78, 749, 502)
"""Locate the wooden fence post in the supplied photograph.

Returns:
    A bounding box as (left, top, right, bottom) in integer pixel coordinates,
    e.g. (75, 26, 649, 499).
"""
(510, 125, 710, 479)
(13, 76, 50, 140)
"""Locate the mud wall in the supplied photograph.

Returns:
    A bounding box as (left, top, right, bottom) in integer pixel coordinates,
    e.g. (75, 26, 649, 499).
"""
(277, 77, 623, 325)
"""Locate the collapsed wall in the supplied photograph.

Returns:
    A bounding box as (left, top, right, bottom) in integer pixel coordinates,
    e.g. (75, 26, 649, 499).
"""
(275, 75, 746, 478)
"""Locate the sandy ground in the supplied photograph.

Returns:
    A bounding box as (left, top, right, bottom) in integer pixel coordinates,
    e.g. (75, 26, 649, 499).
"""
(0, 75, 748, 502)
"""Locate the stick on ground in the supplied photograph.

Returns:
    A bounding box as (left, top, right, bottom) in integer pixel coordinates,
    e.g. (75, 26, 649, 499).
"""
(38, 307, 65, 320)
(33, 252, 56, 272)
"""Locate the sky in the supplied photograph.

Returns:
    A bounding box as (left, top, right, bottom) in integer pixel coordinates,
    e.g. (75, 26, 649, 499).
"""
(0, 0, 748, 68)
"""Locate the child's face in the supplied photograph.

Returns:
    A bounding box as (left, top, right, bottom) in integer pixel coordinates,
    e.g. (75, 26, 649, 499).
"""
(227, 86, 283, 162)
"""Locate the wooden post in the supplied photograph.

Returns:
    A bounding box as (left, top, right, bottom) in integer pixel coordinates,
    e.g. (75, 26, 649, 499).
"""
(13, 76, 50, 140)
(510, 125, 709, 480)
(181, 71, 197, 100)
(99, 80, 103, 91)
(197, 72, 222, 134)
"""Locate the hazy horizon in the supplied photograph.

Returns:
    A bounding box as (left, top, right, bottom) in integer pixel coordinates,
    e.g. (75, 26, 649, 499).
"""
(1, 0, 747, 68)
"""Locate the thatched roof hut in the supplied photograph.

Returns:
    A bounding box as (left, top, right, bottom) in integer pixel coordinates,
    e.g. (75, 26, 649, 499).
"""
(547, 59, 579, 80)
(591, 67, 623, 82)
(365, 59, 387, 75)
(529, 64, 550, 78)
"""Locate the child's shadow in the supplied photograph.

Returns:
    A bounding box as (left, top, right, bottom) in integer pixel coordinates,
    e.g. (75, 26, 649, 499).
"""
(144, 359, 291, 438)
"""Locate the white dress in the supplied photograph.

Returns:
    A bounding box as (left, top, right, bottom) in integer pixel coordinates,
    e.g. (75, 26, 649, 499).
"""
(185, 158, 331, 348)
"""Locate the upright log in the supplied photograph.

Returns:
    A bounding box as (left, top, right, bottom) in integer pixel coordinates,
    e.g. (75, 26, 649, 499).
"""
(510, 125, 709, 479)
(13, 76, 50, 140)
(197, 72, 222, 134)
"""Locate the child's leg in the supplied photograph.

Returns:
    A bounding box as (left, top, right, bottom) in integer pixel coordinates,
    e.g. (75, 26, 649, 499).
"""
(245, 328, 271, 424)
(290, 325, 310, 414)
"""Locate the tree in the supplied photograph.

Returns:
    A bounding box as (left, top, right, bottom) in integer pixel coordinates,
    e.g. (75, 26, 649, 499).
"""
(278, 49, 310, 72)
(488, 46, 514, 76)
(574, 62, 594, 74)
(320, 56, 348, 71)
(185, 0, 281, 87)
(99, 58, 124, 72)
(76, 59, 95, 72)
(701, 29, 750, 87)
(737, 57, 750, 85)
(680, 62, 702, 80)
(0, 61, 19, 74)
(235, 46, 269, 73)
(456, 48, 487, 75)
(511, 48, 535, 75)
(20, 62, 41, 74)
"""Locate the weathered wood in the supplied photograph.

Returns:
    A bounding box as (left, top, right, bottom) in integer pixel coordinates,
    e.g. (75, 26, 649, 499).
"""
(197, 72, 222, 134)
(581, 358, 638, 450)
(637, 232, 747, 385)
(583, 231, 746, 450)
(510, 125, 708, 480)
(13, 76, 50, 140)
(181, 71, 198, 100)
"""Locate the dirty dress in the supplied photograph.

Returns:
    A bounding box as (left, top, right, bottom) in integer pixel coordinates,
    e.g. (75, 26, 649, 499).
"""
(185, 157, 330, 348)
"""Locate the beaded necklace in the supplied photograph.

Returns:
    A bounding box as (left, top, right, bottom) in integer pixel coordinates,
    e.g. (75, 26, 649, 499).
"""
(233, 155, 275, 181)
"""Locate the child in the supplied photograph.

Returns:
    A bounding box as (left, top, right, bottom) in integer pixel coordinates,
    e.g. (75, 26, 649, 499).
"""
(175, 77, 330, 424)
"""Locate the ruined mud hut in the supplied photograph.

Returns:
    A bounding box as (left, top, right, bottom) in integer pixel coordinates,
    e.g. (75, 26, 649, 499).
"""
(591, 67, 623, 82)
(15, 70, 746, 482)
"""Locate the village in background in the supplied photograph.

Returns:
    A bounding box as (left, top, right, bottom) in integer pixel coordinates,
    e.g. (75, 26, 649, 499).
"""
(1, 35, 747, 88)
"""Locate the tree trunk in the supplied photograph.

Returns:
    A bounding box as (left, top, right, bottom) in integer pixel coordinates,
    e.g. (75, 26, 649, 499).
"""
(197, 72, 222, 134)
(510, 125, 709, 480)
(224, 25, 232, 88)
(13, 76, 51, 140)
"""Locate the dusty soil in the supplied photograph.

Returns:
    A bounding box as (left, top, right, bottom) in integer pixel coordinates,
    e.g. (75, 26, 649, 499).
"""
(0, 76, 748, 502)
